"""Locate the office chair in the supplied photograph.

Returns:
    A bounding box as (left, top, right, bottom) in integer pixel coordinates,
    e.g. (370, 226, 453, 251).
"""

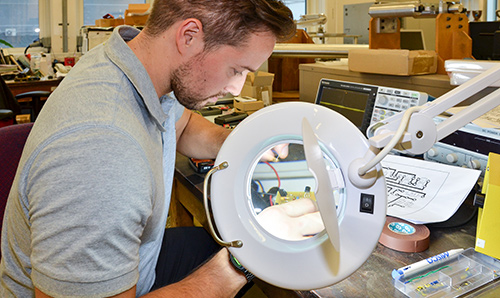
(0, 75, 51, 124)
(16, 90, 51, 122)
(0, 75, 21, 127)
(0, 122, 33, 248)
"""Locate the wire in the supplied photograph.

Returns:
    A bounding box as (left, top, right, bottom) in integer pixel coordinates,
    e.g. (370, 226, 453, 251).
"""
(264, 161, 280, 206)
(256, 180, 265, 193)
(405, 266, 449, 283)
(264, 161, 281, 188)
(359, 106, 424, 176)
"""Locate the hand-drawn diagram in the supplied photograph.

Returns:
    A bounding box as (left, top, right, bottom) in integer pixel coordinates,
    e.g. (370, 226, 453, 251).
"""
(382, 159, 450, 218)
(380, 155, 480, 224)
(382, 166, 431, 209)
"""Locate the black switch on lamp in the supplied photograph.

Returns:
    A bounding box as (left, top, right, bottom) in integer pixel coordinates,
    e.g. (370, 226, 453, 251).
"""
(360, 193, 374, 214)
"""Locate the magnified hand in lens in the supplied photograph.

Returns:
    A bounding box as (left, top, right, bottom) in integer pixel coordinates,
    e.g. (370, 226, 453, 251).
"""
(256, 198, 325, 241)
(260, 143, 289, 162)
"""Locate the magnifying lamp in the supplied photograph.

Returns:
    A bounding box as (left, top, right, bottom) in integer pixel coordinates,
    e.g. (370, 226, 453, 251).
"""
(203, 63, 500, 290)
(204, 102, 387, 290)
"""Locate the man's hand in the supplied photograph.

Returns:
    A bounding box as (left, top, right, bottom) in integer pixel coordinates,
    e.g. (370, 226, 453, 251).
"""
(260, 143, 289, 162)
(256, 198, 324, 240)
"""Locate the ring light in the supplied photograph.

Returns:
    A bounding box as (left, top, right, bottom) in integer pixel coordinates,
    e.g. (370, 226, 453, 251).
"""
(205, 102, 387, 290)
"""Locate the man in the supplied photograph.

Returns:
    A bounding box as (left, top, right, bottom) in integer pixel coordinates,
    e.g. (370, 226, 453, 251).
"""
(0, 0, 295, 297)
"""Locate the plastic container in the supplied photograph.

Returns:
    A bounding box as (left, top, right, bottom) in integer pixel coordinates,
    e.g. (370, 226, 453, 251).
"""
(445, 60, 500, 86)
(394, 248, 500, 297)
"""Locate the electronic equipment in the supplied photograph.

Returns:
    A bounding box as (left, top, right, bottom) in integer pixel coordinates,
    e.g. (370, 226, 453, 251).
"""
(214, 112, 248, 126)
(196, 106, 223, 117)
(79, 26, 113, 54)
(314, 79, 428, 134)
(469, 21, 500, 61)
(189, 158, 214, 174)
(424, 117, 500, 176)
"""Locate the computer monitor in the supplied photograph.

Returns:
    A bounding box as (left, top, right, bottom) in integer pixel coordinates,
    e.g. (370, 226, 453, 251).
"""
(314, 79, 377, 133)
(400, 29, 426, 50)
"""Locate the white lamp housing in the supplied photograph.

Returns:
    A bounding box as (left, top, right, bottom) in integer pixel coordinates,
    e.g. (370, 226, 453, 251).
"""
(207, 102, 387, 290)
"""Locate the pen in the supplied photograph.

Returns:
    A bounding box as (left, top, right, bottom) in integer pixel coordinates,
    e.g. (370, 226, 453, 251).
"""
(392, 248, 464, 280)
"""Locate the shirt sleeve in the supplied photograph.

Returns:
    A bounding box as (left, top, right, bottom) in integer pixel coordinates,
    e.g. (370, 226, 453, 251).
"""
(174, 99, 186, 122)
(27, 125, 154, 297)
(162, 91, 187, 123)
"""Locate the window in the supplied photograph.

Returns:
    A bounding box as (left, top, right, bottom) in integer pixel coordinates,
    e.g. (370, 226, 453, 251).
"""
(83, 0, 145, 26)
(0, 0, 303, 52)
(284, 0, 306, 20)
(0, 0, 39, 48)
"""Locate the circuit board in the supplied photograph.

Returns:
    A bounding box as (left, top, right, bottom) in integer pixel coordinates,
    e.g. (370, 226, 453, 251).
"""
(274, 190, 316, 205)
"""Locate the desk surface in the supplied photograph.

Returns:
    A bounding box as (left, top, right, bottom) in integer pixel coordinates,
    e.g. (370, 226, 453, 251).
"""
(6, 78, 62, 97)
(174, 153, 500, 298)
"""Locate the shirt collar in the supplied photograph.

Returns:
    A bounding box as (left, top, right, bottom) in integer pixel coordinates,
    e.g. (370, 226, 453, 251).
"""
(104, 25, 167, 132)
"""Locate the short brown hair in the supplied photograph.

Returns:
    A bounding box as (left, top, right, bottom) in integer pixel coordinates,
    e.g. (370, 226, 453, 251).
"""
(144, 0, 296, 51)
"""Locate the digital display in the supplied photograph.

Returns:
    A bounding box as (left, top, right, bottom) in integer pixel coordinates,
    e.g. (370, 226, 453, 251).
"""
(315, 79, 378, 132)
(317, 87, 369, 127)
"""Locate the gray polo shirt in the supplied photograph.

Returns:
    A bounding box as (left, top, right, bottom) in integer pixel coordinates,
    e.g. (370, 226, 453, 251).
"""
(0, 26, 184, 297)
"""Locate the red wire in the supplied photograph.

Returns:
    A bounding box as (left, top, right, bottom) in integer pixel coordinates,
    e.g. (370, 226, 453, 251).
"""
(264, 161, 281, 207)
(264, 161, 281, 188)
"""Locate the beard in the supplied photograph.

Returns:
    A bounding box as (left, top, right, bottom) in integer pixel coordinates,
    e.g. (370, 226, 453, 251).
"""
(170, 57, 226, 110)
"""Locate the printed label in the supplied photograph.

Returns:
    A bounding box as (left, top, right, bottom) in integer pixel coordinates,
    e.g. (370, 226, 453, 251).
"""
(388, 222, 416, 235)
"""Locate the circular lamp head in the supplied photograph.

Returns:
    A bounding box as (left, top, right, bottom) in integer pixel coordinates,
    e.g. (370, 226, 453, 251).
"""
(209, 102, 386, 290)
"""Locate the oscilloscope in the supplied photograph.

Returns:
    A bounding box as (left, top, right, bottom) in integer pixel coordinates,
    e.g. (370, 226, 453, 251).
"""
(314, 79, 429, 134)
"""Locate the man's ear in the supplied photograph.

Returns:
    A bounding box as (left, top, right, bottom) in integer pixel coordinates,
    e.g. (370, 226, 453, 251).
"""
(176, 18, 204, 55)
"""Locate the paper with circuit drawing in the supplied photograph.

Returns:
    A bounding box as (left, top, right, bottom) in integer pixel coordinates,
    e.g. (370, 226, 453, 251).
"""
(381, 154, 480, 224)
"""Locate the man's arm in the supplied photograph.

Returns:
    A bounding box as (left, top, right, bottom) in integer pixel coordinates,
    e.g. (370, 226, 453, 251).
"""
(146, 249, 247, 298)
(36, 249, 247, 298)
(176, 108, 231, 159)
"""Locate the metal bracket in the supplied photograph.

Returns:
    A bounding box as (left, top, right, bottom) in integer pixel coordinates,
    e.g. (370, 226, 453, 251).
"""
(203, 161, 243, 248)
(377, 17, 399, 33)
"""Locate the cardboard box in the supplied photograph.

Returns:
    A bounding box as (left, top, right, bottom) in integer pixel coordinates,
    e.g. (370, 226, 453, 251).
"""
(95, 18, 124, 27)
(113, 18, 124, 26)
(348, 49, 437, 76)
(233, 97, 264, 114)
(124, 4, 150, 26)
(95, 18, 113, 27)
(240, 71, 274, 105)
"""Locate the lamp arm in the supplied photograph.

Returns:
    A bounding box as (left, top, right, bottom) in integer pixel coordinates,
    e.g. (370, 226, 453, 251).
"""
(419, 63, 500, 132)
(352, 64, 500, 186)
(435, 87, 500, 140)
(369, 63, 500, 149)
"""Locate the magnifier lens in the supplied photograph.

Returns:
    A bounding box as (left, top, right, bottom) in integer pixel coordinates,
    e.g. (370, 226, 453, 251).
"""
(249, 141, 345, 241)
